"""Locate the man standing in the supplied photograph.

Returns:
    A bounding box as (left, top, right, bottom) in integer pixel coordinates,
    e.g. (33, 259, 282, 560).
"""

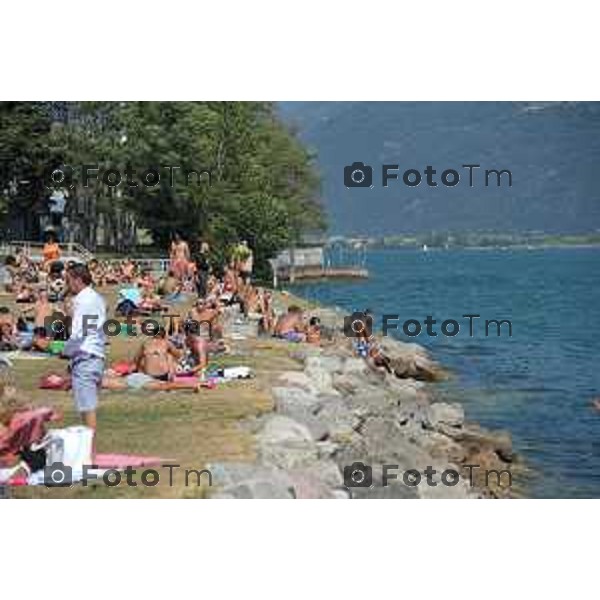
(64, 263, 106, 432)
(195, 241, 211, 298)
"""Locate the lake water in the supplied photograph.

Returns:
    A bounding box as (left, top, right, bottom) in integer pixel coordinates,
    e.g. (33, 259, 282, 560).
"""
(291, 247, 600, 498)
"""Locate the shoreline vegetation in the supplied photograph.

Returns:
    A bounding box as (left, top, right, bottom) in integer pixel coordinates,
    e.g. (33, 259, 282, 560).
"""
(366, 232, 600, 250)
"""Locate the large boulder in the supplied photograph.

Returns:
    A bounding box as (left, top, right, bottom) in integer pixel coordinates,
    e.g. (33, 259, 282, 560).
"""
(305, 355, 344, 373)
(358, 416, 433, 468)
(257, 414, 314, 445)
(288, 460, 345, 498)
(314, 397, 360, 442)
(426, 402, 465, 430)
(303, 356, 341, 395)
(272, 386, 322, 414)
(277, 371, 319, 394)
(208, 462, 295, 499)
(256, 415, 320, 470)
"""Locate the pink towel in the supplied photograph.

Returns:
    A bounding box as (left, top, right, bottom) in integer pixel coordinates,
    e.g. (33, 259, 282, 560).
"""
(93, 454, 173, 468)
(0, 407, 59, 465)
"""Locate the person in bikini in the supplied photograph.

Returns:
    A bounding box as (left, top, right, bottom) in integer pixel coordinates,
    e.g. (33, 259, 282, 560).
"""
(159, 270, 182, 300)
(42, 233, 61, 272)
(20, 289, 54, 351)
(258, 290, 276, 335)
(121, 259, 136, 284)
(306, 316, 322, 345)
(15, 282, 35, 303)
(178, 320, 211, 377)
(274, 305, 307, 342)
(170, 233, 190, 281)
(189, 298, 223, 340)
(102, 327, 202, 391)
(221, 263, 238, 304)
(0, 307, 17, 350)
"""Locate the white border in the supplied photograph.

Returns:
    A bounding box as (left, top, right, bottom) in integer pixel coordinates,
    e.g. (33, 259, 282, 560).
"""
(2, 0, 598, 594)
(1, 1, 599, 100)
(2, 500, 597, 598)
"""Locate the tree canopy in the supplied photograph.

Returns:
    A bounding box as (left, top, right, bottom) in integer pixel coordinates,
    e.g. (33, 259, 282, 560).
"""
(0, 101, 325, 278)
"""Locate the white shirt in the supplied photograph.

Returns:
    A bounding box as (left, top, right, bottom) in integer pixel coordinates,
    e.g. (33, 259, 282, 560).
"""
(68, 286, 106, 359)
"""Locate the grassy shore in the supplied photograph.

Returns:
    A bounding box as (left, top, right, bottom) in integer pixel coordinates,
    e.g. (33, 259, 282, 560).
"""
(7, 289, 308, 499)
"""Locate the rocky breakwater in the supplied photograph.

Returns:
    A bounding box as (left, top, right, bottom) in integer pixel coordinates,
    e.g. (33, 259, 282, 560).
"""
(209, 329, 517, 499)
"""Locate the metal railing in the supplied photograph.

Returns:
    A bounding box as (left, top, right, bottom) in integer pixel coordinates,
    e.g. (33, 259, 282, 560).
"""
(0, 240, 95, 263)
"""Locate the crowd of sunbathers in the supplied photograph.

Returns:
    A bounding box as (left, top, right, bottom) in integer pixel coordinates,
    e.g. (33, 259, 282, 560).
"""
(0, 233, 334, 393)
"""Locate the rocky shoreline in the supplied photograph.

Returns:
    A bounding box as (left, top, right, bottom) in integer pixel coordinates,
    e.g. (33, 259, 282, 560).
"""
(209, 304, 518, 499)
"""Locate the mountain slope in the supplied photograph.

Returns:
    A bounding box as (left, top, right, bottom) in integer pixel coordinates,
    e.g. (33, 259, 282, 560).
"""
(279, 101, 600, 235)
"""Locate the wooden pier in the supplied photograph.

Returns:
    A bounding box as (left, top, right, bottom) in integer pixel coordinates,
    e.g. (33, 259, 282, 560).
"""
(278, 266, 368, 283)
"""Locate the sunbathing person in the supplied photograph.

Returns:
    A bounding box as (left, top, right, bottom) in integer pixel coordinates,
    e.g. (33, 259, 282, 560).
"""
(0, 307, 18, 351)
(104, 263, 120, 285)
(135, 269, 154, 291)
(102, 328, 203, 391)
(139, 287, 168, 313)
(3, 257, 18, 293)
(189, 299, 223, 340)
(178, 317, 228, 377)
(15, 282, 34, 304)
(274, 305, 306, 342)
(134, 327, 179, 380)
(159, 270, 181, 299)
(19, 290, 54, 351)
(306, 316, 322, 345)
(88, 259, 105, 288)
(121, 259, 135, 284)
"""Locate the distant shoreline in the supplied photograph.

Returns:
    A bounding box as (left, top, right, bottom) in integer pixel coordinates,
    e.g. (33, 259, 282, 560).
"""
(369, 243, 600, 251)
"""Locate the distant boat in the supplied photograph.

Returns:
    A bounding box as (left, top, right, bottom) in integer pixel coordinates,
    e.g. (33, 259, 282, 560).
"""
(422, 244, 428, 252)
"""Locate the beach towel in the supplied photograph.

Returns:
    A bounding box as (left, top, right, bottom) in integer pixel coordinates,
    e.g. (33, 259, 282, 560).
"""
(0, 407, 59, 467)
(39, 372, 71, 390)
(118, 287, 142, 305)
(47, 340, 66, 355)
(208, 366, 254, 381)
(93, 454, 174, 469)
(112, 360, 135, 376)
